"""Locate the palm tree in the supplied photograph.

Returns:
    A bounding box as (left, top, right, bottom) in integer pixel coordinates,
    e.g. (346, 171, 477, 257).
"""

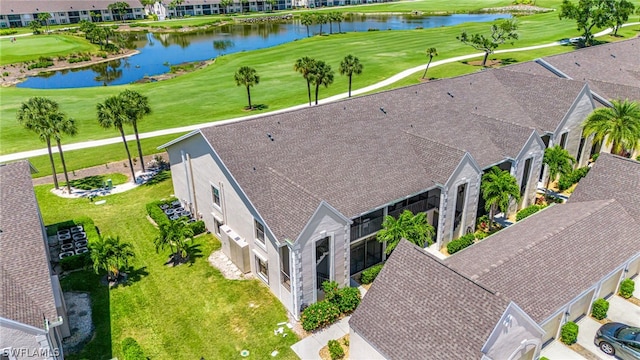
(234, 66, 260, 110)
(155, 219, 194, 264)
(294, 57, 317, 106)
(90, 235, 135, 282)
(377, 210, 435, 254)
(316, 13, 328, 35)
(421, 47, 438, 80)
(583, 99, 640, 156)
(120, 90, 152, 173)
(300, 13, 314, 37)
(16, 97, 61, 189)
(51, 114, 78, 194)
(339, 54, 363, 98)
(331, 12, 344, 33)
(311, 60, 334, 105)
(543, 145, 575, 191)
(220, 0, 233, 14)
(481, 167, 521, 230)
(38, 13, 52, 33)
(97, 95, 136, 181)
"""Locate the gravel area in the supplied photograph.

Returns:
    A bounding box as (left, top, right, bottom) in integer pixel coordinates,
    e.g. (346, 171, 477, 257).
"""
(208, 250, 254, 280)
(62, 292, 94, 354)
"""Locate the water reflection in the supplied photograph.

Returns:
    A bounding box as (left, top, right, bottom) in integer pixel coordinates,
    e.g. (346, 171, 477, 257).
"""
(19, 13, 511, 89)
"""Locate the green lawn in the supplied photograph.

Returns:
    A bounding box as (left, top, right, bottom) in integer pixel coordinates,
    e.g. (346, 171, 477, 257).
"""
(0, 35, 98, 65)
(2, 0, 639, 162)
(37, 173, 298, 360)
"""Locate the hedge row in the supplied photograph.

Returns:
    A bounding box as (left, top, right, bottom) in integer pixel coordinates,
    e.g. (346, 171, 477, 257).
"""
(516, 204, 546, 222)
(301, 281, 361, 331)
(447, 233, 475, 255)
(558, 166, 590, 191)
(360, 264, 383, 284)
(60, 252, 91, 271)
(146, 199, 206, 235)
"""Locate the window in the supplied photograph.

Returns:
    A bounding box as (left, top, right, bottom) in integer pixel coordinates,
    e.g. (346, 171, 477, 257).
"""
(211, 185, 220, 207)
(255, 220, 265, 245)
(559, 132, 568, 149)
(256, 256, 268, 282)
(280, 246, 291, 291)
(213, 218, 222, 236)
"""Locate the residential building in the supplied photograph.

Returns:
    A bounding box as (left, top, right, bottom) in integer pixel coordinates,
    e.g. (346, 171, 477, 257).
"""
(349, 153, 640, 359)
(0, 161, 70, 360)
(0, 0, 147, 28)
(160, 55, 604, 318)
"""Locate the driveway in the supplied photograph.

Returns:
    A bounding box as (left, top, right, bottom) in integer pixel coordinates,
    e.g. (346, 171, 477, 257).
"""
(577, 295, 640, 359)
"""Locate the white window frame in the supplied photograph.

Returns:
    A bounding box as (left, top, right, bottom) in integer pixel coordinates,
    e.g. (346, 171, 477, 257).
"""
(255, 254, 269, 283)
(211, 184, 221, 210)
(255, 220, 265, 246)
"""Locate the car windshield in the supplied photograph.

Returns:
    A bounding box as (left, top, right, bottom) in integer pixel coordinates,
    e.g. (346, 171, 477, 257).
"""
(617, 327, 640, 341)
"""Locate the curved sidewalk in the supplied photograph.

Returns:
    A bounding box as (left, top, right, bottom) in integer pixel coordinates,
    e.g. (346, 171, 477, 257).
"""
(1, 23, 637, 164)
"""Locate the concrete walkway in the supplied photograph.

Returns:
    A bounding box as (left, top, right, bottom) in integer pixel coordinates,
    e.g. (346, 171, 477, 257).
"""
(1, 23, 638, 163)
(540, 340, 587, 360)
(291, 316, 350, 360)
(577, 316, 606, 359)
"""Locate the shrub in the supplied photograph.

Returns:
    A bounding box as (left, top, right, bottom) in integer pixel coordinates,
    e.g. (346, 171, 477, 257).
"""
(360, 264, 383, 284)
(0, 29, 18, 35)
(327, 339, 344, 360)
(2, 72, 8, 77)
(474, 230, 488, 240)
(539, 357, 549, 360)
(591, 153, 600, 162)
(516, 204, 545, 221)
(190, 220, 206, 235)
(322, 281, 340, 303)
(619, 278, 635, 299)
(591, 298, 609, 320)
(446, 233, 475, 255)
(301, 300, 340, 331)
(60, 252, 91, 271)
(121, 337, 145, 360)
(337, 287, 361, 314)
(636, 155, 640, 162)
(560, 321, 578, 345)
(558, 167, 590, 191)
(146, 200, 171, 227)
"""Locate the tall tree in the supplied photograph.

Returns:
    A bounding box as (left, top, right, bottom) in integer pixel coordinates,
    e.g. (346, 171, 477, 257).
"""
(543, 145, 576, 192)
(331, 12, 344, 33)
(421, 47, 438, 80)
(120, 90, 152, 173)
(266, 0, 277, 11)
(51, 114, 77, 194)
(294, 56, 317, 106)
(481, 167, 521, 230)
(154, 219, 194, 264)
(611, 0, 635, 35)
(559, 0, 616, 46)
(220, 0, 233, 14)
(169, 0, 185, 17)
(97, 95, 136, 181)
(38, 13, 52, 33)
(316, 13, 328, 35)
(457, 19, 518, 66)
(583, 99, 640, 156)
(339, 54, 363, 98)
(310, 60, 334, 105)
(90, 235, 135, 282)
(301, 13, 314, 37)
(377, 210, 435, 254)
(16, 97, 61, 189)
(108, 1, 131, 22)
(234, 66, 260, 110)
(29, 20, 42, 34)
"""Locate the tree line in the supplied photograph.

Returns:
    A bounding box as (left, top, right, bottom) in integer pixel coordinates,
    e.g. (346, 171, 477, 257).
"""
(300, 12, 346, 37)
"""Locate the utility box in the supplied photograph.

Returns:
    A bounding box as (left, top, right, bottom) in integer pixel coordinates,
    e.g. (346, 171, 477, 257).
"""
(220, 225, 250, 273)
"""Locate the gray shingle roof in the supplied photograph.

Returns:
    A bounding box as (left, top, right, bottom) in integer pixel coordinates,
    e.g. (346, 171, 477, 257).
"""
(350, 240, 508, 360)
(199, 68, 584, 240)
(508, 38, 640, 102)
(445, 199, 640, 322)
(569, 153, 640, 219)
(0, 161, 57, 329)
(0, 0, 144, 15)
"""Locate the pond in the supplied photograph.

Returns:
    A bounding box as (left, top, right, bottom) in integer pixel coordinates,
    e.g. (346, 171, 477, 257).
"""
(18, 13, 510, 89)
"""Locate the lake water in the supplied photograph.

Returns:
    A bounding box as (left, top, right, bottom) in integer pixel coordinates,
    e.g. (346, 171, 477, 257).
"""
(18, 13, 510, 89)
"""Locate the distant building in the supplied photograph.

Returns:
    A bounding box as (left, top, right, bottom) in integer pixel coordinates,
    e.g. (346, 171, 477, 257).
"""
(0, 161, 70, 360)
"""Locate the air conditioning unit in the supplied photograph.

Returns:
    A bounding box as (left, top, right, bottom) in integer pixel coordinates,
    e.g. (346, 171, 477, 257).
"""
(220, 225, 250, 273)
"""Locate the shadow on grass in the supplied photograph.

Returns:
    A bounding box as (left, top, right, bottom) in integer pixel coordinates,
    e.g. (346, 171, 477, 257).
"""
(112, 266, 149, 288)
(163, 242, 203, 267)
(144, 170, 170, 186)
(60, 271, 112, 360)
(251, 104, 269, 111)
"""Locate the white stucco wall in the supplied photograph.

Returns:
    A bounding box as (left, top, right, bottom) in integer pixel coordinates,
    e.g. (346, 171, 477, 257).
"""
(482, 303, 545, 360)
(553, 88, 596, 167)
(349, 326, 387, 360)
(512, 133, 545, 210)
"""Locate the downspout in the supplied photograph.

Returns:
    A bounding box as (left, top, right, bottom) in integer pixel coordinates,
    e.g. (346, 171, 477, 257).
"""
(187, 153, 198, 218)
(45, 317, 64, 360)
(181, 151, 193, 208)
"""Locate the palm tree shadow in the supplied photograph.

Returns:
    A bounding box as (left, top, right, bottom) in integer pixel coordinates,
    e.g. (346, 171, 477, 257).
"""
(144, 170, 170, 186)
(185, 242, 203, 266)
(252, 104, 269, 111)
(112, 266, 149, 288)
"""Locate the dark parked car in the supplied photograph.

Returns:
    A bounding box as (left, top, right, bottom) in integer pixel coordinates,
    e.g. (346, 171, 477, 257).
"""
(595, 322, 640, 359)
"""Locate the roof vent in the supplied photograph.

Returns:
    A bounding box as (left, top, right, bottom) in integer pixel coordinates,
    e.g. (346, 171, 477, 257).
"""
(277, 121, 280, 124)
(253, 167, 256, 171)
(447, 92, 454, 98)
(575, 62, 580, 66)
(379, 107, 386, 114)
(410, 124, 413, 128)
(611, 54, 616, 58)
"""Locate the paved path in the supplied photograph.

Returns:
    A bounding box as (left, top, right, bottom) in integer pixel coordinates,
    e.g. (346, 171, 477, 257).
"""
(1, 23, 638, 164)
(290, 316, 350, 360)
